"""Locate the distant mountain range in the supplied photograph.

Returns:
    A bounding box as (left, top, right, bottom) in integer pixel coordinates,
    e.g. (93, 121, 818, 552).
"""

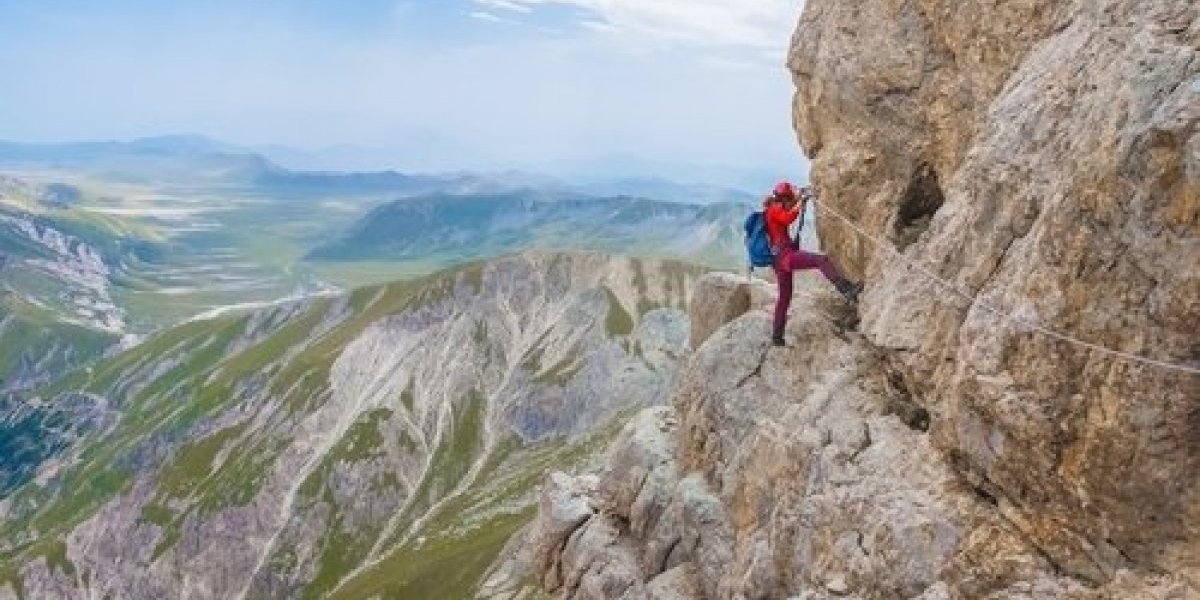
(0, 135, 761, 204)
(307, 191, 747, 269)
(0, 137, 757, 390)
(0, 136, 450, 194)
(0, 135, 242, 162)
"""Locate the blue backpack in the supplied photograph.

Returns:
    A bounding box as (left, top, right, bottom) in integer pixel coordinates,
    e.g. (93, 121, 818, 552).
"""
(743, 211, 774, 269)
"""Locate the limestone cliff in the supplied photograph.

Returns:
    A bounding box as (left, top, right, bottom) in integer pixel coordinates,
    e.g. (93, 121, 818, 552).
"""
(792, 0, 1198, 587)
(516, 1, 1198, 598)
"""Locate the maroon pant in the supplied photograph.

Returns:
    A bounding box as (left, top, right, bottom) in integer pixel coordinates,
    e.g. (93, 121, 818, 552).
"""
(772, 246, 842, 335)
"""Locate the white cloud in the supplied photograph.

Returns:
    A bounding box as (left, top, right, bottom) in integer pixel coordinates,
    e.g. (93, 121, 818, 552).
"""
(496, 0, 803, 50)
(473, 0, 534, 13)
(580, 19, 620, 34)
(468, 10, 514, 23)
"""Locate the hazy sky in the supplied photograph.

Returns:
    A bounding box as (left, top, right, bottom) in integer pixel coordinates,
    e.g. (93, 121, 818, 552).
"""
(0, 0, 807, 177)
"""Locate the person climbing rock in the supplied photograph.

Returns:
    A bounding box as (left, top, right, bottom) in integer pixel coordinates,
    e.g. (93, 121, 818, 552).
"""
(766, 181, 861, 346)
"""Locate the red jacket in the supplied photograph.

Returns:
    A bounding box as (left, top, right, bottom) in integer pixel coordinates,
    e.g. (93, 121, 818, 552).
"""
(765, 203, 801, 249)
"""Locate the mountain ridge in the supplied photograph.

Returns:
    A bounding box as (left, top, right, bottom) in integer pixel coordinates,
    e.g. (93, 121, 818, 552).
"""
(0, 137, 762, 205)
(307, 191, 746, 270)
(0, 251, 705, 600)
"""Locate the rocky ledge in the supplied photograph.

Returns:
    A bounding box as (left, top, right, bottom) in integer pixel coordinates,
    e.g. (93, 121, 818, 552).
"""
(516, 274, 1194, 598)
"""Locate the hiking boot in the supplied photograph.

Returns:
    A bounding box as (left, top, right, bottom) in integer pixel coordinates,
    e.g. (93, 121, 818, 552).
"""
(835, 279, 863, 304)
(771, 332, 786, 347)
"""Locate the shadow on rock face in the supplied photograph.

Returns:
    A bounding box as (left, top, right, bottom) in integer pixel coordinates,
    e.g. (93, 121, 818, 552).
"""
(892, 163, 945, 252)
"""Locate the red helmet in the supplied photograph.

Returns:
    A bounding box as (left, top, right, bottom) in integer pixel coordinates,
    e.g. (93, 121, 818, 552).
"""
(772, 181, 796, 199)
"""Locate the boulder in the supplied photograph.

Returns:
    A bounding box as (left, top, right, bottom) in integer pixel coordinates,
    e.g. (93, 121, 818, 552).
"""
(689, 272, 774, 350)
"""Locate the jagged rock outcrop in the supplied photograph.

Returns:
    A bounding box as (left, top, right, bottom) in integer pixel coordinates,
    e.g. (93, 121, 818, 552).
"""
(0, 180, 127, 392)
(522, 2, 1197, 598)
(524, 279, 1194, 598)
(792, 0, 1198, 590)
(0, 213, 122, 333)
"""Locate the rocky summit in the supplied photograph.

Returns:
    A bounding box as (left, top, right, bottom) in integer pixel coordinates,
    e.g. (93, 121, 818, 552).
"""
(517, 1, 1197, 599)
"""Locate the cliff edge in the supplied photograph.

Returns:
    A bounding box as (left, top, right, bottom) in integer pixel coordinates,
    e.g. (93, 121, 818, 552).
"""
(792, 0, 1197, 587)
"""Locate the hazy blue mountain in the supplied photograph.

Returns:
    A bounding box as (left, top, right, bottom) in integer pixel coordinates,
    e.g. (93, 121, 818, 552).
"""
(0, 137, 447, 194)
(307, 190, 746, 269)
(248, 165, 447, 195)
(0, 136, 770, 207)
(0, 136, 277, 186)
(0, 135, 239, 162)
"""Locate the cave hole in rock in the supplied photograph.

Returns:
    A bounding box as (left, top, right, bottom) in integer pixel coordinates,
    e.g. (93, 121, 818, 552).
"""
(893, 164, 945, 251)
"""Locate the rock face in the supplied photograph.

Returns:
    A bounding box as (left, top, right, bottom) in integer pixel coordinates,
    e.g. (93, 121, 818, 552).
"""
(524, 282, 1194, 598)
(522, 3, 1198, 599)
(792, 0, 1199, 588)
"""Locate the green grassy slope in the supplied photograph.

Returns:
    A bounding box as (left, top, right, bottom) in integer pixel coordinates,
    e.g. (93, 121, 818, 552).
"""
(306, 192, 745, 271)
(0, 254, 693, 599)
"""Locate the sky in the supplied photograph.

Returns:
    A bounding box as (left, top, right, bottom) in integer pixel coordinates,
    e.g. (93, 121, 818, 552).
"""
(0, 0, 808, 182)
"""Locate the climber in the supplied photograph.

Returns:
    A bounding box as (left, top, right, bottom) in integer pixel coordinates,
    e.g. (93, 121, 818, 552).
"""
(765, 181, 861, 347)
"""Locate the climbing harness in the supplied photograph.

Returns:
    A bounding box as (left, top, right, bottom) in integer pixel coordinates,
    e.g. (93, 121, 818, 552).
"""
(808, 196, 1200, 376)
